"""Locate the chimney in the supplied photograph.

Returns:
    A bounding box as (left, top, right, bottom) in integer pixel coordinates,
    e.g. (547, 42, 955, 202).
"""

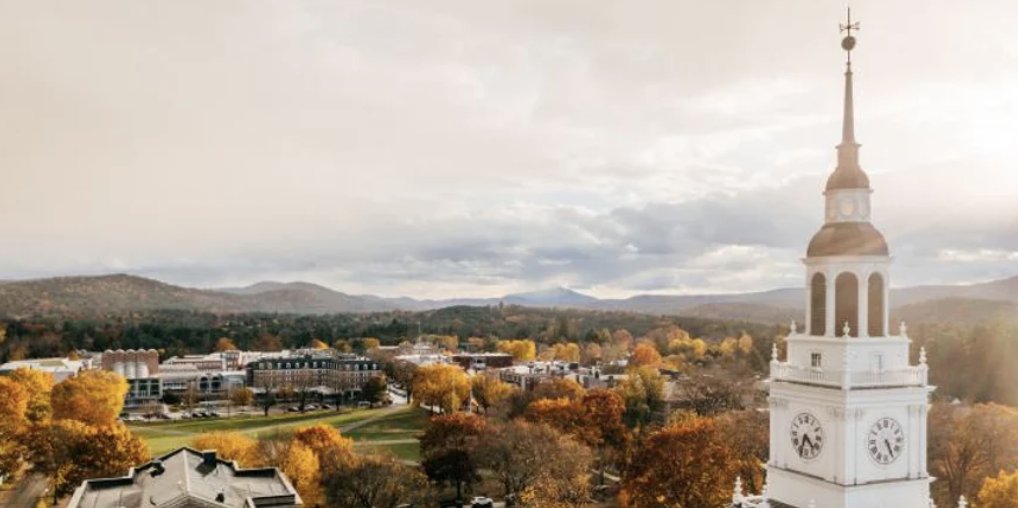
(150, 459, 165, 476)
(202, 450, 217, 467)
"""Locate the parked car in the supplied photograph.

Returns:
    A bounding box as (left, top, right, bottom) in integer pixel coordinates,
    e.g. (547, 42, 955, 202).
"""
(470, 497, 494, 508)
(287, 406, 300, 412)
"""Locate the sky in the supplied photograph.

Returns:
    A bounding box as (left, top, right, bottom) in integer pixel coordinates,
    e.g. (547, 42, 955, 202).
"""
(1, 1, 1017, 299)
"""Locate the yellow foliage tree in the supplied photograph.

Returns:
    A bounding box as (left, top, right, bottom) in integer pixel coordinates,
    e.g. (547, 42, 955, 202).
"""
(978, 470, 1018, 508)
(278, 442, 322, 506)
(362, 337, 382, 351)
(51, 370, 127, 427)
(738, 332, 754, 355)
(191, 432, 264, 467)
(0, 377, 29, 479)
(497, 340, 537, 361)
(471, 373, 515, 414)
(213, 337, 238, 351)
(412, 364, 471, 414)
(309, 338, 329, 350)
(8, 367, 54, 424)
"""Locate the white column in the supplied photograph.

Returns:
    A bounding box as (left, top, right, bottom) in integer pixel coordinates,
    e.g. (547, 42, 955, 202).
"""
(884, 271, 891, 337)
(805, 271, 813, 335)
(858, 270, 869, 338)
(825, 269, 836, 337)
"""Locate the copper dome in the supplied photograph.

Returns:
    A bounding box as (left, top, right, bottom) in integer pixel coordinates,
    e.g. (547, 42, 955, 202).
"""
(807, 222, 889, 257)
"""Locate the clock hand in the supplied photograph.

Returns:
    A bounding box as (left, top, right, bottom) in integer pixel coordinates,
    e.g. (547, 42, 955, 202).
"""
(884, 438, 894, 458)
(801, 434, 813, 456)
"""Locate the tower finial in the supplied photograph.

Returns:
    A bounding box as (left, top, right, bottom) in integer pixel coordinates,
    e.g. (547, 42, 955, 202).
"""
(840, 7, 860, 66)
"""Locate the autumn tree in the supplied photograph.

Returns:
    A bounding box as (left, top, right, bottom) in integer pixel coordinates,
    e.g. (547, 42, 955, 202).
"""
(478, 420, 593, 506)
(620, 416, 737, 508)
(540, 343, 580, 362)
(0, 376, 29, 480)
(497, 339, 537, 361)
(531, 378, 584, 402)
(617, 365, 666, 427)
(421, 413, 488, 500)
(611, 329, 634, 350)
(581, 342, 602, 365)
(32, 420, 149, 500)
(361, 374, 388, 404)
(325, 454, 431, 508)
(471, 373, 515, 415)
(229, 387, 254, 408)
(333, 339, 353, 353)
(8, 367, 54, 424)
(50, 370, 128, 426)
(715, 410, 769, 493)
(277, 442, 322, 506)
(978, 470, 1018, 508)
(412, 364, 470, 414)
(290, 424, 355, 475)
(213, 337, 238, 351)
(254, 332, 284, 352)
(677, 373, 751, 416)
(629, 342, 662, 367)
(309, 338, 329, 350)
(191, 432, 264, 467)
(929, 403, 1018, 504)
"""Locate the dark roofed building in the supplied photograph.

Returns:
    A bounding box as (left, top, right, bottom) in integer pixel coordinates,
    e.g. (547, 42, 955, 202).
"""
(67, 447, 302, 508)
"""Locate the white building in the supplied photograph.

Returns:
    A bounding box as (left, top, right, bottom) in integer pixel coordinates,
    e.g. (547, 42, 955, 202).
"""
(0, 357, 91, 382)
(734, 15, 942, 508)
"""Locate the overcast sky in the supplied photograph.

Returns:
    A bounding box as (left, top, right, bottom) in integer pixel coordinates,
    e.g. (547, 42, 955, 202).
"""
(1, 1, 1016, 299)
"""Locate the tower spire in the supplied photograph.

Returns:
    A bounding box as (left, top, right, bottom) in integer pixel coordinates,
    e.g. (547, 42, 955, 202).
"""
(839, 8, 860, 145)
(834, 7, 862, 176)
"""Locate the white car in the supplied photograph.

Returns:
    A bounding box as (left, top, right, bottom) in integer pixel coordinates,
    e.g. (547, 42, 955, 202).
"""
(470, 497, 494, 508)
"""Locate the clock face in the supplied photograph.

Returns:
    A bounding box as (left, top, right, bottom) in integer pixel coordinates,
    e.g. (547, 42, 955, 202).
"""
(790, 412, 824, 460)
(839, 196, 856, 217)
(867, 417, 905, 465)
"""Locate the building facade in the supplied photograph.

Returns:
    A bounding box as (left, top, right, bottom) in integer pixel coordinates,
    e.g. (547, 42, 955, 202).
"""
(246, 350, 381, 399)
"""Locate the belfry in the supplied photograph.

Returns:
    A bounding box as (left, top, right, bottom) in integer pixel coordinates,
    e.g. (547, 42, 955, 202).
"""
(732, 10, 935, 508)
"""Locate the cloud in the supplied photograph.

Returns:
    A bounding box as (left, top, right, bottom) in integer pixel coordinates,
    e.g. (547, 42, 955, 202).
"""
(0, 1, 1016, 298)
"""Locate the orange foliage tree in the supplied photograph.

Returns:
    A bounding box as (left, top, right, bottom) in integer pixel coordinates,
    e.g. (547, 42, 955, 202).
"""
(31, 420, 149, 498)
(978, 470, 1018, 508)
(290, 424, 355, 474)
(629, 343, 662, 367)
(620, 416, 737, 508)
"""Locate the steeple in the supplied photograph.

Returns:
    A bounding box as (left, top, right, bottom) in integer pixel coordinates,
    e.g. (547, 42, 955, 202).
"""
(827, 7, 869, 192)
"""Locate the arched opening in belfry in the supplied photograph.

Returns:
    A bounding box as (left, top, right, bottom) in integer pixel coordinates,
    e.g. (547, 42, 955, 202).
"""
(835, 272, 859, 337)
(810, 273, 826, 336)
(868, 272, 885, 336)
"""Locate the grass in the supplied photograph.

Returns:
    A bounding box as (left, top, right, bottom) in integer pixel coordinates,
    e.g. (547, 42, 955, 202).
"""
(129, 407, 389, 456)
(128, 406, 429, 460)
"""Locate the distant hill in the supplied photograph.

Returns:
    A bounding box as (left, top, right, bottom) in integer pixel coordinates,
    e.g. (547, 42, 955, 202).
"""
(1, 273, 1016, 324)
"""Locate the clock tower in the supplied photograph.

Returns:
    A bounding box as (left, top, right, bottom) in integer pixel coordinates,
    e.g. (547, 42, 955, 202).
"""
(750, 11, 935, 508)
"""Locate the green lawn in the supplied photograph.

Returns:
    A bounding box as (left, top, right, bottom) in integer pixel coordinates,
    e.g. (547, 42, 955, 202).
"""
(129, 407, 390, 456)
(129, 406, 430, 460)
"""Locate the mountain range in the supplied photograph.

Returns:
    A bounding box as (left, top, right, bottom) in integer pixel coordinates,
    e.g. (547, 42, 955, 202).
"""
(0, 273, 1016, 325)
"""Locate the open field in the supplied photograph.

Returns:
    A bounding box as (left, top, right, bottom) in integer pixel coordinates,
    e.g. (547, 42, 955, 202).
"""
(128, 406, 427, 461)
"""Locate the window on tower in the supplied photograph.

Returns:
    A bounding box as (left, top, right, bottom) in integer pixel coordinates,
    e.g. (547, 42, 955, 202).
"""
(835, 272, 859, 337)
(868, 272, 885, 336)
(810, 273, 826, 336)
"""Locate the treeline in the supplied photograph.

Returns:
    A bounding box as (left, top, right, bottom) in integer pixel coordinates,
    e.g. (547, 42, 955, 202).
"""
(0, 306, 780, 363)
(911, 320, 1018, 406)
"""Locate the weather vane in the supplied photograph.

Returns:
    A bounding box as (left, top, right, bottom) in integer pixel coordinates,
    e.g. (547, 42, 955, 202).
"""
(839, 7, 860, 64)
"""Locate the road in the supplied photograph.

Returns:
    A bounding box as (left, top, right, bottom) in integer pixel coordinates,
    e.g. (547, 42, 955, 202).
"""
(4, 474, 48, 508)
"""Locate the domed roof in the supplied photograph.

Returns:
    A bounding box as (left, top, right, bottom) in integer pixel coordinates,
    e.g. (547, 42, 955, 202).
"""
(807, 222, 889, 257)
(825, 164, 870, 191)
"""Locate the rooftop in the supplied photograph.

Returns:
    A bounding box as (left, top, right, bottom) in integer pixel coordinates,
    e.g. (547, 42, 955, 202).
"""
(67, 447, 302, 508)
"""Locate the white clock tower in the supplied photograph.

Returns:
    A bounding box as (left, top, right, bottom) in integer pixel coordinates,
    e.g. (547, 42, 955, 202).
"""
(747, 11, 935, 508)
